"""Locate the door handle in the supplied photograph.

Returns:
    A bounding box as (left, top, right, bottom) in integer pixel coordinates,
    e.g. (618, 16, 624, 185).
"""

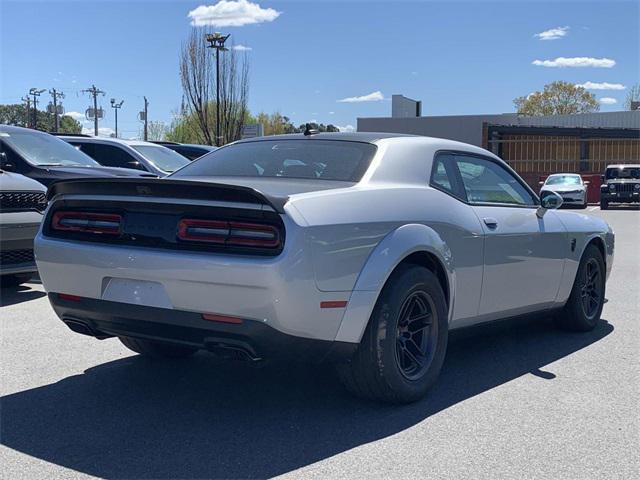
(483, 217, 498, 229)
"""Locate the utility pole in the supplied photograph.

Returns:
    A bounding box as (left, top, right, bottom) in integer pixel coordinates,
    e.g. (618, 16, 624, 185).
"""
(48, 88, 65, 132)
(29, 88, 46, 129)
(82, 85, 105, 136)
(21, 96, 31, 128)
(205, 32, 230, 147)
(142, 96, 149, 141)
(110, 98, 124, 138)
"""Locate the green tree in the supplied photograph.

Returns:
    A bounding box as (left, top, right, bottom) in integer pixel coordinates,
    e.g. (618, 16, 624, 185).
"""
(514, 81, 599, 116)
(0, 103, 81, 133)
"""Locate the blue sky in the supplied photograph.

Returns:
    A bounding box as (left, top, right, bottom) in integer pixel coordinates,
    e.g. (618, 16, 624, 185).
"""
(1, 0, 638, 138)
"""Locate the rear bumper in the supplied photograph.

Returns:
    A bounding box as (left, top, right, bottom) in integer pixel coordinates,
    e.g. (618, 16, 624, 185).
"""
(49, 294, 357, 363)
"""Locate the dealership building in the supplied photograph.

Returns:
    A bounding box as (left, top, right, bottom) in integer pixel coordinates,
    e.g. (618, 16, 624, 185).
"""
(358, 95, 640, 202)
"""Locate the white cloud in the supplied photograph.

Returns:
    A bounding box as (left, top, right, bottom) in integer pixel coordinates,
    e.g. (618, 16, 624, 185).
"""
(188, 0, 281, 27)
(232, 44, 252, 51)
(534, 26, 569, 41)
(599, 97, 617, 105)
(337, 90, 384, 103)
(577, 81, 626, 90)
(328, 111, 335, 115)
(532, 57, 615, 68)
(81, 126, 116, 137)
(336, 125, 355, 133)
(64, 111, 85, 121)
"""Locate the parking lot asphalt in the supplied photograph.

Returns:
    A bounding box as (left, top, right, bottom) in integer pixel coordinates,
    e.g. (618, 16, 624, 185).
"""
(1, 206, 638, 480)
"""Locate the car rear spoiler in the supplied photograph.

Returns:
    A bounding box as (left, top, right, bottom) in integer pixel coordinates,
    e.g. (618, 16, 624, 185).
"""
(46, 178, 287, 214)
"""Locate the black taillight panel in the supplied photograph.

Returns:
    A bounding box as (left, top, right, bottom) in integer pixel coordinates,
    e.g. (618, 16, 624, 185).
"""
(44, 200, 285, 256)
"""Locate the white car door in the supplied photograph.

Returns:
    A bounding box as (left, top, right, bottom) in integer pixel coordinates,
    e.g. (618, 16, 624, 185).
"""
(452, 154, 567, 318)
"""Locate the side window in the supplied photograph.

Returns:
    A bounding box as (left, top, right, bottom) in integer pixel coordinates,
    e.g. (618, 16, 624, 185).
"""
(430, 153, 463, 199)
(454, 155, 536, 206)
(91, 144, 143, 170)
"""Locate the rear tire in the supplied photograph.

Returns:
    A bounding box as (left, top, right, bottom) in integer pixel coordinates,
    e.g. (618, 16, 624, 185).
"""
(119, 336, 198, 358)
(337, 265, 448, 404)
(555, 244, 605, 332)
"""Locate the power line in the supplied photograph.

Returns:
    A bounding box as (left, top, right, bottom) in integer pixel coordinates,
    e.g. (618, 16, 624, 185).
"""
(82, 85, 105, 136)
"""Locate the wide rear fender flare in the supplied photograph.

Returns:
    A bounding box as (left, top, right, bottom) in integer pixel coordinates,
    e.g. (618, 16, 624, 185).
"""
(334, 223, 455, 344)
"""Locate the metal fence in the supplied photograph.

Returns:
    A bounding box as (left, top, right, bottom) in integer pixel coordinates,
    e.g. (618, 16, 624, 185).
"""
(488, 135, 640, 175)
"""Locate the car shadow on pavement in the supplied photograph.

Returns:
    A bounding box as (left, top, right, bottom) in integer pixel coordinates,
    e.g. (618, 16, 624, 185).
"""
(1, 316, 613, 479)
(0, 284, 46, 307)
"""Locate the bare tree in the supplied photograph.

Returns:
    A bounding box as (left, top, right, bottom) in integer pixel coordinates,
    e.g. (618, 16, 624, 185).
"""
(179, 28, 249, 145)
(624, 83, 640, 110)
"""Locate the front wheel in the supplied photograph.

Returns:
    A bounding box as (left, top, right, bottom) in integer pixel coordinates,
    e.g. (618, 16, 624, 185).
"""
(555, 244, 605, 332)
(337, 265, 448, 404)
(119, 336, 198, 358)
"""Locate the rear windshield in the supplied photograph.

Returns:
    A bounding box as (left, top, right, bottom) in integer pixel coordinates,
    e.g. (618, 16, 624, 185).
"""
(606, 167, 640, 179)
(171, 139, 377, 182)
(132, 145, 190, 173)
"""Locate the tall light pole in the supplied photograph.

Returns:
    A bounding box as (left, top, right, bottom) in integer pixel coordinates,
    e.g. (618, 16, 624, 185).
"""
(110, 98, 124, 138)
(29, 88, 46, 129)
(205, 32, 230, 147)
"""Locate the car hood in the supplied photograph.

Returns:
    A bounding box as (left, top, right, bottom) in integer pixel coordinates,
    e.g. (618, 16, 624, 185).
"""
(541, 184, 585, 192)
(43, 166, 156, 178)
(175, 176, 355, 198)
(0, 170, 47, 191)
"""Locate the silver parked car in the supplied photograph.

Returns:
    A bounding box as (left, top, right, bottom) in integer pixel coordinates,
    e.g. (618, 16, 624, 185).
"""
(59, 136, 190, 177)
(1, 170, 46, 286)
(34, 133, 614, 403)
(540, 173, 589, 208)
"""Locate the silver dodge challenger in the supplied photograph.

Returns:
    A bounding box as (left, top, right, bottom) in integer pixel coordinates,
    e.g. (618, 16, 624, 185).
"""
(35, 133, 614, 403)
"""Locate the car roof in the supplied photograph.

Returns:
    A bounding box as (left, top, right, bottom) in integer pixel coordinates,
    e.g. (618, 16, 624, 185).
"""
(58, 135, 161, 148)
(0, 124, 50, 135)
(235, 132, 417, 144)
(606, 164, 640, 169)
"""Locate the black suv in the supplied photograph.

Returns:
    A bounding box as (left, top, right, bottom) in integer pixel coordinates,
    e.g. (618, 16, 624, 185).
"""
(600, 164, 640, 209)
(0, 125, 156, 187)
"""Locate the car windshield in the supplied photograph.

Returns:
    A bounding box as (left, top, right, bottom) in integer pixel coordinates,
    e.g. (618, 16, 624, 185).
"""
(606, 167, 640, 179)
(545, 175, 581, 185)
(171, 139, 377, 182)
(1, 130, 100, 167)
(132, 145, 190, 173)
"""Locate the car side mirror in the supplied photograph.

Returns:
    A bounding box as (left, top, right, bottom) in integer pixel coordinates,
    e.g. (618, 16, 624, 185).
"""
(537, 190, 563, 217)
(538, 181, 544, 186)
(127, 161, 143, 170)
(0, 152, 14, 171)
(584, 180, 590, 185)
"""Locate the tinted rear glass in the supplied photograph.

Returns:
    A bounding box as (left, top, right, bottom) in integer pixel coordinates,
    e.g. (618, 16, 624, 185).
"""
(606, 167, 640, 179)
(171, 140, 377, 182)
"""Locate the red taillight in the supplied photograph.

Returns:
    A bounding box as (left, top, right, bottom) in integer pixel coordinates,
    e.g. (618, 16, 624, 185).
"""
(52, 211, 122, 235)
(202, 312, 244, 324)
(177, 219, 280, 248)
(58, 293, 82, 302)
